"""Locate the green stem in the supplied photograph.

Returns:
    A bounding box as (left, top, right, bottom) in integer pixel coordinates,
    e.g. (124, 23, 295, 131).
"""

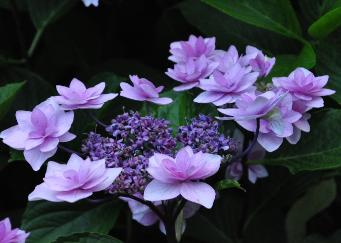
(27, 27, 45, 58)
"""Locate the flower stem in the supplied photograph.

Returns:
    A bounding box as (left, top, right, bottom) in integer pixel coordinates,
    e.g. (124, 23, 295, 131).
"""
(87, 111, 108, 128)
(58, 145, 82, 156)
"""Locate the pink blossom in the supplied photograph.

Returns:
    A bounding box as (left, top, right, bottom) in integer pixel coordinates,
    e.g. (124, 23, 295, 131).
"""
(143, 146, 221, 208)
(54, 78, 117, 110)
(211, 45, 241, 73)
(120, 75, 172, 105)
(241, 46, 275, 77)
(218, 91, 302, 152)
(28, 154, 122, 203)
(0, 218, 29, 243)
(194, 63, 258, 106)
(166, 55, 219, 91)
(168, 35, 216, 63)
(82, 0, 99, 7)
(273, 68, 335, 108)
(0, 99, 75, 171)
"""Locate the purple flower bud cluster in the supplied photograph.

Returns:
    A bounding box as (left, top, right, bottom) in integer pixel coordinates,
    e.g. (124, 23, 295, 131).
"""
(82, 111, 177, 194)
(177, 114, 236, 156)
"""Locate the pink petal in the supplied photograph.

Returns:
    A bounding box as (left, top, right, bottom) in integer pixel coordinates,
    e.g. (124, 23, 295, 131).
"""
(144, 180, 181, 201)
(173, 82, 198, 91)
(188, 153, 221, 180)
(257, 133, 283, 152)
(53, 111, 74, 137)
(56, 189, 93, 203)
(120, 82, 146, 101)
(212, 95, 235, 106)
(313, 88, 335, 96)
(194, 91, 224, 103)
(28, 183, 62, 202)
(180, 182, 216, 209)
(58, 132, 76, 142)
(286, 127, 301, 144)
(39, 137, 59, 152)
(24, 147, 57, 171)
(0, 126, 28, 149)
(148, 97, 173, 105)
(90, 167, 122, 191)
(15, 111, 32, 129)
(147, 153, 179, 183)
(70, 78, 87, 92)
(305, 97, 324, 108)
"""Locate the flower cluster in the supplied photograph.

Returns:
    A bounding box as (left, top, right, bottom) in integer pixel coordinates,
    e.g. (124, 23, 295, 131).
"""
(177, 114, 236, 155)
(167, 35, 335, 152)
(82, 112, 177, 194)
(0, 218, 29, 243)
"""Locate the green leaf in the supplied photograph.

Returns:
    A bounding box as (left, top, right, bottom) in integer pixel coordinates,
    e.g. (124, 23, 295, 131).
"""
(266, 43, 316, 80)
(27, 0, 76, 30)
(286, 179, 336, 243)
(308, 7, 341, 39)
(8, 150, 25, 163)
(215, 179, 245, 192)
(21, 200, 121, 243)
(200, 0, 303, 41)
(316, 40, 341, 104)
(154, 90, 194, 130)
(0, 81, 25, 120)
(252, 109, 341, 173)
(53, 232, 123, 243)
(179, 0, 301, 54)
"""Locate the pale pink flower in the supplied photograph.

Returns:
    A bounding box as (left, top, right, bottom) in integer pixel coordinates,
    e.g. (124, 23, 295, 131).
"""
(0, 218, 29, 243)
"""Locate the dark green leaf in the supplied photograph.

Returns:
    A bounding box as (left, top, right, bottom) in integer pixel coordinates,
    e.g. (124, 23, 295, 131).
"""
(308, 7, 341, 39)
(21, 200, 121, 243)
(0, 81, 25, 120)
(215, 179, 245, 192)
(8, 150, 24, 163)
(27, 0, 77, 30)
(286, 179, 336, 243)
(153, 90, 195, 130)
(252, 109, 341, 173)
(316, 40, 341, 104)
(200, 0, 303, 41)
(53, 232, 123, 243)
(179, 0, 301, 54)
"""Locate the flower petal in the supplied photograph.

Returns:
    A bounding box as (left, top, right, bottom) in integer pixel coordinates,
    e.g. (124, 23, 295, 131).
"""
(180, 182, 216, 209)
(144, 180, 181, 201)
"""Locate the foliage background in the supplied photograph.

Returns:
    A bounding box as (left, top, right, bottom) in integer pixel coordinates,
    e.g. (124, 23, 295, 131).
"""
(1, 0, 341, 242)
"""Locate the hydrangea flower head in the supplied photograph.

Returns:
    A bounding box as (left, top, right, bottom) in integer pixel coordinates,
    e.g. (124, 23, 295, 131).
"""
(241, 46, 275, 77)
(0, 218, 29, 243)
(120, 75, 172, 105)
(54, 78, 117, 110)
(82, 0, 99, 7)
(82, 112, 177, 194)
(144, 146, 221, 208)
(28, 154, 122, 203)
(177, 114, 236, 155)
(194, 63, 258, 106)
(166, 55, 218, 91)
(0, 99, 75, 171)
(218, 91, 302, 152)
(273, 68, 335, 108)
(169, 35, 216, 63)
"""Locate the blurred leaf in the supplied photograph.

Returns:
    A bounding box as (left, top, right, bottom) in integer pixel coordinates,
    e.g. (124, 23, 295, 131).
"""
(253, 109, 341, 173)
(0, 81, 25, 120)
(316, 40, 341, 104)
(53, 232, 123, 243)
(216, 179, 245, 192)
(186, 192, 243, 243)
(179, 0, 301, 54)
(267, 43, 316, 80)
(200, 0, 303, 41)
(27, 0, 77, 30)
(8, 150, 24, 163)
(154, 90, 195, 130)
(286, 179, 336, 243)
(21, 200, 121, 243)
(308, 7, 341, 39)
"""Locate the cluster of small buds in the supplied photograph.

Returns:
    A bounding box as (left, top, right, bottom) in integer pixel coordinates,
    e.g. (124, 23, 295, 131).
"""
(177, 115, 236, 158)
(82, 112, 177, 194)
